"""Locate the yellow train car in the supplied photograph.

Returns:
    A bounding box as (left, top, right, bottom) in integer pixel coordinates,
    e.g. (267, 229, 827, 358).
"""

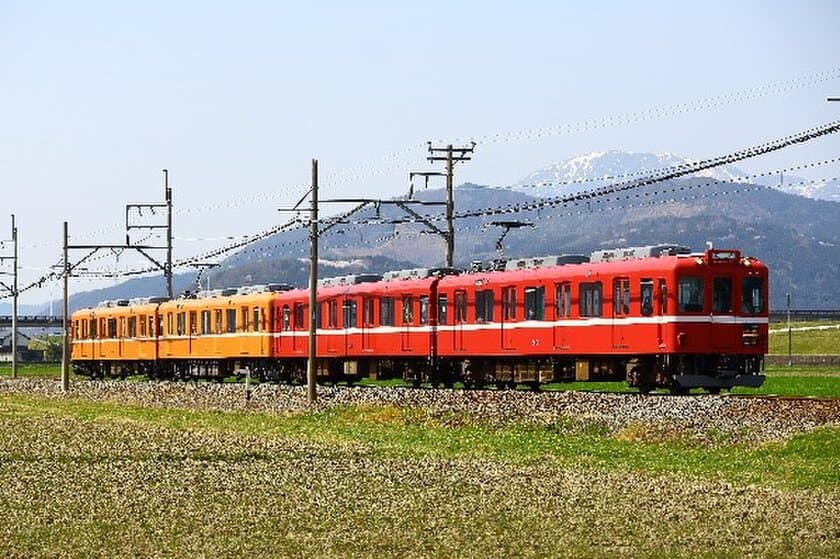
(153, 285, 280, 379)
(71, 297, 166, 378)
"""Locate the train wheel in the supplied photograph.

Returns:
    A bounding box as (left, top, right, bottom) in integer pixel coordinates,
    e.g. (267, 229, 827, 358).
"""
(669, 385, 689, 395)
(705, 387, 721, 395)
(495, 381, 506, 391)
(638, 383, 655, 395)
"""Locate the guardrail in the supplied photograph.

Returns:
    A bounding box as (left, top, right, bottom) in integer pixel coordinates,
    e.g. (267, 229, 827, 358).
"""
(769, 310, 840, 321)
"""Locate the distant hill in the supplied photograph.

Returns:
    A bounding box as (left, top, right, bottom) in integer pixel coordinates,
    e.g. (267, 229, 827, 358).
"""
(242, 179, 839, 309)
(48, 156, 840, 312)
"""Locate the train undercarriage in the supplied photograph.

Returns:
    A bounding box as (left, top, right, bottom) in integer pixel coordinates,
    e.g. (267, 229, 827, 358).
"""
(73, 352, 765, 393)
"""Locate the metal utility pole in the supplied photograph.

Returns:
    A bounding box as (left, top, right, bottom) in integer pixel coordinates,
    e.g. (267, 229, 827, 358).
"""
(0, 216, 19, 378)
(786, 292, 792, 367)
(60, 170, 174, 392)
(125, 169, 174, 298)
(62, 221, 70, 392)
(11, 215, 17, 379)
(0, 214, 18, 378)
(165, 169, 173, 299)
(307, 159, 319, 404)
(410, 142, 476, 267)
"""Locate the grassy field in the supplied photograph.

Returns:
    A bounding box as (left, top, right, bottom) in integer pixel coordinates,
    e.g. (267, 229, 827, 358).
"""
(0, 392, 837, 558)
(769, 324, 840, 355)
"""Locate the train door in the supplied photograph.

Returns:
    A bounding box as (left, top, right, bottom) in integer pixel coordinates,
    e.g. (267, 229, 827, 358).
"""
(253, 306, 264, 355)
(326, 299, 339, 354)
(640, 279, 656, 348)
(453, 290, 467, 352)
(213, 309, 223, 356)
(280, 305, 291, 353)
(239, 306, 250, 355)
(501, 286, 516, 350)
(292, 303, 305, 353)
(553, 282, 571, 349)
(343, 298, 357, 357)
(87, 316, 97, 360)
(611, 278, 630, 349)
(655, 279, 667, 346)
(361, 297, 374, 352)
(713, 276, 735, 351)
(400, 295, 414, 351)
(188, 311, 196, 355)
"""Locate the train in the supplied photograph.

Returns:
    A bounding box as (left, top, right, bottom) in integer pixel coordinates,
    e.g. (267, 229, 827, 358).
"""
(70, 244, 768, 393)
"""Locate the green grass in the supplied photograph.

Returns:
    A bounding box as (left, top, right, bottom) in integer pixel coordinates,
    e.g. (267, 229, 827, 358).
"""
(769, 324, 840, 354)
(1, 393, 837, 490)
(0, 393, 838, 558)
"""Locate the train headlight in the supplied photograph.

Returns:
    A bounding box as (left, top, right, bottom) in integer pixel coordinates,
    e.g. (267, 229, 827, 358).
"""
(742, 324, 759, 346)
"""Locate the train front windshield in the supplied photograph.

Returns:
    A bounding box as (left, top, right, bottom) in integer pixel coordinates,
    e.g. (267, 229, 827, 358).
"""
(741, 277, 765, 315)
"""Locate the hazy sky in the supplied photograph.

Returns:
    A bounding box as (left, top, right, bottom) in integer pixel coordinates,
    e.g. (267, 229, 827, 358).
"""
(2, 0, 839, 305)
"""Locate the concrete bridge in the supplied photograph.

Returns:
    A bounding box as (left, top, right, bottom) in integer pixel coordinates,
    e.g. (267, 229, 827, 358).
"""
(0, 316, 64, 328)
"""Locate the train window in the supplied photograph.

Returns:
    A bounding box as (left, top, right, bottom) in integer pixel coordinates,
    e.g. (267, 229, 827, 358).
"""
(240, 307, 250, 332)
(107, 318, 117, 338)
(89, 319, 97, 339)
(402, 295, 414, 325)
(640, 280, 654, 316)
(343, 299, 358, 328)
(294, 303, 305, 329)
(455, 290, 467, 323)
(199, 311, 209, 335)
(226, 309, 237, 333)
(713, 277, 733, 313)
(177, 312, 186, 336)
(315, 303, 323, 329)
(362, 297, 375, 327)
(327, 299, 339, 328)
(419, 296, 429, 325)
(128, 317, 137, 338)
(580, 282, 603, 317)
(253, 307, 261, 332)
(741, 277, 765, 314)
(475, 289, 494, 323)
(165, 313, 173, 336)
(157, 315, 163, 337)
(119, 317, 126, 338)
(282, 305, 291, 331)
(438, 295, 448, 325)
(380, 297, 395, 327)
(678, 277, 704, 313)
(555, 283, 571, 319)
(188, 312, 196, 335)
(525, 286, 545, 320)
(502, 286, 516, 321)
(613, 278, 630, 316)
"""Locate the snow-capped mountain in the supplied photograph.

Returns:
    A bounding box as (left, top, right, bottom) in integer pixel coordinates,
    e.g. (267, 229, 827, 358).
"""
(752, 175, 840, 202)
(513, 150, 749, 197)
(513, 150, 840, 202)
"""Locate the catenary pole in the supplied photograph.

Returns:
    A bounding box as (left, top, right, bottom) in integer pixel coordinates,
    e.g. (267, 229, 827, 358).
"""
(11, 215, 18, 379)
(307, 159, 318, 403)
(61, 221, 69, 392)
(164, 169, 173, 299)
